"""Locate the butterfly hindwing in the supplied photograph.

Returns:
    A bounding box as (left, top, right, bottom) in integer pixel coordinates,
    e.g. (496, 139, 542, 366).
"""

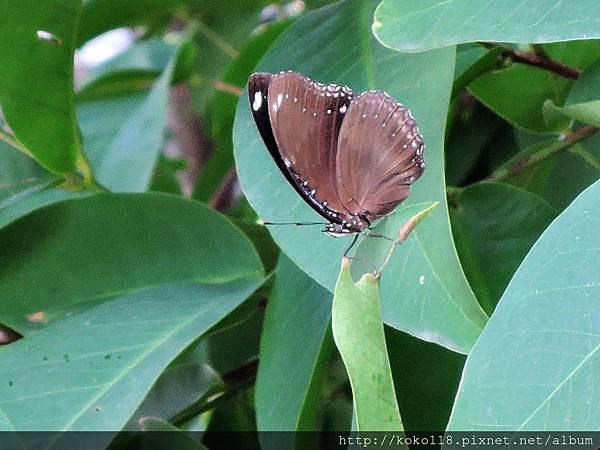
(335, 91, 425, 218)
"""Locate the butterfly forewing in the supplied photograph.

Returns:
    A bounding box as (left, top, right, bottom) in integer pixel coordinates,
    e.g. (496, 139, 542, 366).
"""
(264, 71, 354, 223)
(335, 91, 425, 218)
(248, 73, 293, 184)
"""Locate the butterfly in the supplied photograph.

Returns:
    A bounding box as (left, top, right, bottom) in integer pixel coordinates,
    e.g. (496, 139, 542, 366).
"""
(248, 70, 424, 245)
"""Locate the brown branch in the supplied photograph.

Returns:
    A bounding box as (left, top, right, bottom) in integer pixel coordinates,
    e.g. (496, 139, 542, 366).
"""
(488, 125, 599, 181)
(481, 42, 581, 80)
(211, 80, 243, 97)
(209, 167, 238, 210)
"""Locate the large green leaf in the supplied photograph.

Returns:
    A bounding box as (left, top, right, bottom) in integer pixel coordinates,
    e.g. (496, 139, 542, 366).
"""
(448, 179, 600, 431)
(0, 0, 83, 173)
(0, 278, 262, 432)
(78, 40, 182, 192)
(373, 0, 600, 53)
(468, 64, 570, 133)
(450, 183, 557, 314)
(554, 59, 600, 127)
(234, 0, 486, 353)
(0, 187, 90, 230)
(332, 259, 403, 433)
(0, 193, 263, 331)
(255, 256, 332, 435)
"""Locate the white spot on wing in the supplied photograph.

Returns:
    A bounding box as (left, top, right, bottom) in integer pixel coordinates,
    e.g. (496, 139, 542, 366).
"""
(252, 92, 262, 111)
(339, 105, 347, 114)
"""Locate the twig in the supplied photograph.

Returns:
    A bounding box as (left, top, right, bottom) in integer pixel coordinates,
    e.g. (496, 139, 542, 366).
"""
(170, 359, 258, 426)
(211, 80, 243, 97)
(196, 21, 239, 59)
(480, 42, 581, 80)
(189, 74, 243, 97)
(209, 167, 238, 210)
(488, 125, 599, 182)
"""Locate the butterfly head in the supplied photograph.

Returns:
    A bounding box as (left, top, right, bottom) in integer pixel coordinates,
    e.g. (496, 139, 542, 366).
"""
(323, 212, 371, 237)
(324, 223, 353, 237)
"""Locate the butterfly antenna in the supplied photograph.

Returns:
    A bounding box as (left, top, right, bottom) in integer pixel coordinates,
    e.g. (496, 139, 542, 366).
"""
(260, 220, 328, 226)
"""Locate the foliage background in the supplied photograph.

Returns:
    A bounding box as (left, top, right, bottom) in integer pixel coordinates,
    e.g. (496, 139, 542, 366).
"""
(0, 0, 599, 446)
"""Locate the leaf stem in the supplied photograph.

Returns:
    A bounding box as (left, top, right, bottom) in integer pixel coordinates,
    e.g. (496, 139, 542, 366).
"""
(479, 42, 581, 80)
(488, 125, 599, 182)
(170, 359, 258, 426)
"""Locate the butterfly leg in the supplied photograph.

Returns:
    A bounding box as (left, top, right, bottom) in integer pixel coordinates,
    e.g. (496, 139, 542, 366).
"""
(343, 233, 360, 257)
(364, 232, 395, 242)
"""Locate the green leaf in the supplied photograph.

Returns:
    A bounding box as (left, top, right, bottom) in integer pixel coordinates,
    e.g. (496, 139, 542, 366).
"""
(469, 64, 571, 132)
(78, 38, 181, 99)
(0, 142, 88, 230)
(373, 0, 600, 53)
(0, 188, 90, 230)
(255, 256, 332, 435)
(543, 40, 600, 71)
(452, 45, 504, 98)
(450, 183, 556, 314)
(127, 363, 222, 430)
(348, 202, 486, 354)
(0, 278, 262, 432)
(386, 327, 465, 432)
(234, 0, 486, 353)
(77, 0, 186, 46)
(332, 258, 403, 433)
(232, 220, 279, 274)
(192, 306, 263, 376)
(0, 193, 263, 331)
(448, 178, 600, 431)
(149, 154, 185, 195)
(553, 59, 600, 127)
(0, 0, 83, 173)
(78, 42, 182, 192)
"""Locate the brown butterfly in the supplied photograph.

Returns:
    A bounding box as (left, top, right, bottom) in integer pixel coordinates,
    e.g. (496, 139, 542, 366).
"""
(248, 70, 424, 248)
